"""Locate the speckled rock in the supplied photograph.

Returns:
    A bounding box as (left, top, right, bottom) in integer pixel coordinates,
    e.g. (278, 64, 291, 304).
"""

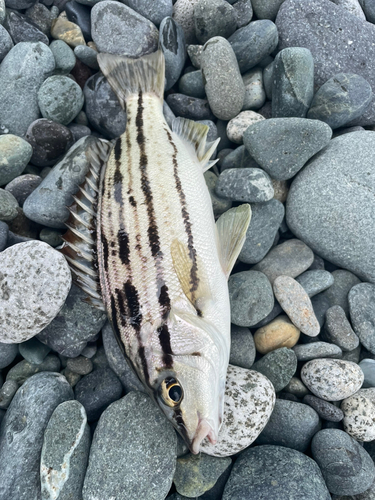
(200, 365, 275, 457)
(215, 168, 274, 203)
(252, 347, 297, 392)
(25, 2, 54, 36)
(303, 395, 344, 422)
(226, 111, 264, 144)
(323, 270, 361, 316)
(360, 359, 375, 388)
(0, 379, 18, 409)
(160, 16, 186, 91)
(38, 75, 84, 125)
(0, 25, 13, 63)
(49, 39, 76, 75)
(6, 11, 49, 46)
(74, 45, 98, 70)
(166, 94, 214, 120)
(193, 0, 237, 44)
(6, 354, 61, 385)
(323, 305, 360, 351)
(295, 270, 334, 298)
(173, 0, 200, 45)
(301, 359, 364, 401)
(66, 356, 93, 375)
(0, 342, 18, 369)
(179, 70, 205, 98)
(220, 144, 258, 170)
(50, 16, 86, 48)
(229, 325, 256, 369)
(341, 388, 375, 441)
(242, 68, 266, 111)
(254, 316, 300, 354)
(187, 44, 202, 68)
(0, 135, 33, 186)
(293, 342, 342, 362)
(349, 283, 375, 355)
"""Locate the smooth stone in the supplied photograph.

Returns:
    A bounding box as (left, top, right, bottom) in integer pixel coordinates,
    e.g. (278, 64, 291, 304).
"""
(228, 270, 274, 327)
(23, 136, 97, 228)
(91, 345, 108, 371)
(233, 0, 253, 27)
(223, 444, 330, 500)
(220, 144, 259, 170)
(349, 283, 375, 354)
(65, 0, 91, 41)
(323, 305, 360, 351)
(303, 394, 344, 422)
(18, 337, 51, 364)
(312, 429, 375, 496)
(323, 270, 361, 316)
(295, 270, 334, 298)
(201, 36, 245, 120)
(215, 168, 274, 202)
(37, 284, 106, 358)
(0, 135, 33, 186)
(341, 345, 361, 364)
(228, 20, 279, 73)
(6, 354, 60, 385)
(332, 481, 375, 500)
(360, 0, 375, 22)
(229, 325, 256, 369)
(239, 199, 284, 264)
(0, 42, 55, 136)
(68, 123, 91, 142)
(252, 0, 285, 19)
(124, 0, 173, 26)
(187, 44, 202, 68)
(243, 117, 332, 180)
(263, 61, 274, 100)
(257, 399, 321, 452)
(200, 365, 275, 457)
(6, 11, 49, 46)
(160, 16, 186, 91)
(251, 301, 283, 329)
(0, 379, 18, 409)
(301, 359, 364, 401)
(26, 3, 53, 35)
(341, 388, 375, 441)
(49, 39, 76, 75)
(284, 376, 310, 398)
(82, 392, 177, 500)
(254, 315, 300, 354)
(66, 355, 93, 375)
(332, 0, 366, 19)
(193, 0, 237, 44)
(39, 228, 63, 247)
(62, 368, 82, 388)
(173, 0, 200, 45)
(50, 16, 85, 48)
(174, 453, 231, 497)
(252, 347, 297, 392)
(0, 372, 73, 500)
(242, 68, 266, 110)
(293, 342, 342, 361)
(226, 110, 264, 144)
(0, 24, 13, 62)
(0, 220, 8, 250)
(0, 0, 4, 23)
(179, 70, 205, 98)
(5, 175, 42, 207)
(204, 171, 232, 215)
(360, 359, 375, 387)
(41, 400, 90, 500)
(166, 93, 214, 120)
(91, 1, 158, 57)
(0, 342, 18, 369)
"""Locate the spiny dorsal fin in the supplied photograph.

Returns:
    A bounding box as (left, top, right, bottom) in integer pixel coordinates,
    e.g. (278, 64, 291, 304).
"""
(171, 117, 220, 172)
(216, 204, 252, 280)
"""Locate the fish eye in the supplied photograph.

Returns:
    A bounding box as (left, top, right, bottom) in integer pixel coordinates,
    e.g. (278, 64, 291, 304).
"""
(159, 377, 183, 407)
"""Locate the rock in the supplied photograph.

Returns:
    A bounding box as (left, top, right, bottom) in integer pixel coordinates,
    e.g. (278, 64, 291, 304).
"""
(25, 2, 54, 36)
(178, 70, 205, 98)
(65, 0, 91, 41)
(62, 368, 81, 388)
(254, 315, 300, 354)
(228, 270, 274, 327)
(66, 355, 93, 375)
(91, 345, 108, 371)
(40, 400, 90, 500)
(252, 0, 285, 20)
(0, 0, 4, 23)
(360, 0, 375, 22)
(349, 283, 375, 354)
(312, 429, 375, 496)
(50, 16, 86, 48)
(0, 342, 18, 369)
(360, 359, 375, 387)
(166, 93, 214, 120)
(295, 270, 334, 298)
(23, 136, 97, 228)
(228, 20, 279, 73)
(49, 39, 76, 75)
(242, 68, 266, 110)
(257, 399, 321, 452)
(0, 241, 71, 343)
(233, 0, 253, 28)
(204, 171, 232, 215)
(272, 47, 314, 118)
(0, 42, 55, 136)
(193, 0, 237, 44)
(0, 135, 33, 186)
(200, 365, 275, 457)
(91, 1, 158, 57)
(6, 11, 49, 46)
(323, 305, 360, 351)
(5, 175, 42, 207)
(82, 391, 177, 500)
(68, 123, 91, 142)
(174, 453, 231, 497)
(37, 284, 106, 358)
(263, 61, 274, 100)
(0, 379, 18, 409)
(301, 359, 364, 401)
(0, 220, 8, 251)
(201, 36, 245, 120)
(39, 228, 64, 247)
(220, 144, 259, 170)
(0, 24, 13, 63)
(323, 270, 361, 316)
(229, 325, 256, 369)
(303, 394, 344, 422)
(238, 199, 284, 264)
(160, 17, 186, 91)
(284, 377, 310, 398)
(6, 354, 61, 385)
(243, 117, 332, 180)
(0, 372, 73, 500)
(122, 0, 172, 26)
(18, 337, 51, 364)
(173, 0, 200, 45)
(222, 445, 330, 500)
(307, 73, 373, 129)
(187, 44, 202, 68)
(252, 347, 297, 392)
(293, 342, 342, 361)
(5, 0, 36, 8)
(215, 168, 274, 202)
(226, 111, 264, 144)
(341, 388, 375, 441)
(332, 0, 366, 19)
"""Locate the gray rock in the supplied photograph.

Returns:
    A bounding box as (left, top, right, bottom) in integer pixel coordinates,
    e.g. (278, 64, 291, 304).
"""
(0, 42, 55, 136)
(243, 117, 332, 180)
(0, 135, 33, 187)
(257, 399, 321, 452)
(49, 39, 76, 75)
(91, 345, 109, 371)
(0, 379, 18, 409)
(303, 395, 344, 422)
(252, 0, 286, 20)
(323, 305, 360, 351)
(19, 337, 51, 364)
(295, 270, 334, 298)
(263, 61, 274, 100)
(0, 372, 73, 500)
(227, 110, 265, 144)
(293, 342, 342, 361)
(66, 355, 93, 375)
(37, 284, 107, 358)
(0, 342, 18, 369)
(228, 270, 274, 327)
(312, 429, 375, 496)
(323, 270, 361, 316)
(309, 254, 325, 271)
(228, 20, 279, 73)
(82, 391, 177, 500)
(68, 123, 91, 142)
(5, 175, 42, 207)
(25, 2, 54, 36)
(6, 354, 61, 385)
(220, 144, 259, 170)
(187, 44, 202, 68)
(201, 36, 245, 120)
(179, 70, 205, 98)
(204, 171, 232, 215)
(193, 0, 237, 44)
(242, 67, 266, 110)
(360, 359, 375, 387)
(166, 93, 215, 120)
(223, 445, 330, 500)
(41, 400, 90, 500)
(0, 220, 8, 251)
(332, 0, 366, 19)
(272, 47, 314, 118)
(307, 73, 373, 129)
(284, 376, 310, 398)
(6, 11, 49, 46)
(229, 325, 256, 369)
(39, 228, 63, 247)
(349, 283, 375, 354)
(233, 0, 253, 28)
(360, 0, 375, 22)
(0, 24, 13, 62)
(91, 1, 159, 57)
(160, 17, 186, 91)
(0, 0, 4, 23)
(341, 345, 361, 364)
(215, 167, 274, 202)
(252, 347, 297, 392)
(122, 0, 173, 26)
(74, 45, 99, 70)
(172, 0, 200, 45)
(286, 132, 375, 282)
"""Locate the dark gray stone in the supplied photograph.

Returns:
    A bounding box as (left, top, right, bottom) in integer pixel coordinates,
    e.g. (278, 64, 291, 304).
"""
(66, 355, 93, 375)
(229, 325, 256, 369)
(204, 171, 232, 215)
(0, 380, 18, 409)
(123, 0, 173, 26)
(295, 270, 334, 298)
(252, 347, 297, 392)
(252, 0, 285, 20)
(0, 372, 73, 500)
(243, 117, 332, 180)
(220, 145, 259, 170)
(26, 2, 54, 36)
(0, 24, 13, 62)
(82, 392, 177, 500)
(228, 20, 279, 73)
(349, 283, 375, 355)
(193, 0, 237, 44)
(257, 399, 321, 452)
(74, 44, 98, 70)
(323, 305, 360, 351)
(0, 189, 18, 221)
(312, 429, 375, 496)
(187, 44, 202, 69)
(68, 123, 91, 142)
(6, 354, 61, 385)
(263, 61, 274, 100)
(49, 40, 76, 75)
(5, 175, 42, 207)
(19, 337, 51, 365)
(39, 228, 63, 247)
(251, 301, 283, 328)
(323, 270, 361, 316)
(233, 0, 253, 28)
(359, 0, 375, 23)
(293, 342, 342, 361)
(166, 93, 215, 120)
(65, 0, 91, 41)
(0, 341, 18, 369)
(303, 395, 344, 422)
(228, 270, 274, 327)
(359, 358, 375, 388)
(341, 344, 361, 364)
(179, 70, 205, 98)
(6, 11, 49, 46)
(160, 17, 186, 91)
(0, 135, 33, 186)
(216, 119, 233, 151)
(215, 167, 274, 202)
(286, 132, 375, 283)
(223, 445, 330, 500)
(0, 221, 8, 250)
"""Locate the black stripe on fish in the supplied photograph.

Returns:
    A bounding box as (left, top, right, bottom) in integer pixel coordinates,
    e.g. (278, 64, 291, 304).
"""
(157, 324, 173, 368)
(114, 136, 122, 163)
(117, 227, 130, 266)
(174, 409, 189, 443)
(115, 287, 127, 328)
(109, 295, 126, 355)
(113, 139, 123, 205)
(101, 232, 109, 272)
(159, 284, 171, 320)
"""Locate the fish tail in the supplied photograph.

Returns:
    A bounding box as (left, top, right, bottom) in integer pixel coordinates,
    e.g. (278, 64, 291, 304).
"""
(97, 50, 165, 109)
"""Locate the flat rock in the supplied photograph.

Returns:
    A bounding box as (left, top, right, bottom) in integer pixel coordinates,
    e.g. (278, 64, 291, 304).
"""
(323, 305, 360, 351)
(303, 395, 344, 422)
(254, 315, 300, 354)
(166, 93, 214, 120)
(193, 0, 237, 44)
(360, 359, 375, 388)
(5, 175, 42, 206)
(341, 388, 375, 441)
(0, 135, 33, 186)
(215, 168, 274, 203)
(124, 0, 173, 26)
(226, 111, 264, 144)
(6, 354, 61, 385)
(323, 269, 361, 316)
(295, 270, 334, 298)
(229, 325, 256, 369)
(349, 283, 375, 354)
(252, 347, 297, 392)
(293, 342, 342, 361)
(160, 16, 186, 91)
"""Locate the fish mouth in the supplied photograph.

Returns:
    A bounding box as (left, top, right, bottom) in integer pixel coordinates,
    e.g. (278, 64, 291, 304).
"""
(189, 419, 217, 454)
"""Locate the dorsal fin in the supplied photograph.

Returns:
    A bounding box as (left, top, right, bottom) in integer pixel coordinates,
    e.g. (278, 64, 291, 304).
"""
(60, 138, 112, 310)
(171, 117, 220, 172)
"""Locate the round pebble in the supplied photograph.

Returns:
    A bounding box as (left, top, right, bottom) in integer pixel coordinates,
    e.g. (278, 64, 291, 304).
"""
(360, 358, 375, 388)
(0, 189, 19, 221)
(66, 355, 93, 375)
(341, 388, 375, 441)
(0, 135, 33, 186)
(254, 315, 300, 354)
(242, 68, 266, 110)
(160, 16, 186, 91)
(303, 395, 344, 422)
(229, 325, 256, 369)
(323, 305, 360, 351)
(226, 110, 264, 144)
(252, 347, 297, 392)
(49, 39, 76, 75)
(179, 70, 205, 98)
(349, 283, 375, 355)
(295, 270, 334, 298)
(18, 337, 51, 365)
(215, 168, 274, 203)
(293, 342, 342, 362)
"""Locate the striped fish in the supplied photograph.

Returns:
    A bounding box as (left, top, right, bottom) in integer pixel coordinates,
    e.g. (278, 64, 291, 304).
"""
(60, 50, 251, 454)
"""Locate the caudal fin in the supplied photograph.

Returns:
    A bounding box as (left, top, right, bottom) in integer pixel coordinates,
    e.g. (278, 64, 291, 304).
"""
(97, 50, 165, 109)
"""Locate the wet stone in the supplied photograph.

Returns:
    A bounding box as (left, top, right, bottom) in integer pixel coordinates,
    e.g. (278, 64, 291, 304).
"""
(229, 325, 256, 369)
(166, 93, 214, 120)
(215, 168, 274, 203)
(6, 11, 49, 46)
(65, 0, 91, 41)
(66, 355, 93, 375)
(303, 395, 344, 422)
(49, 39, 76, 75)
(293, 342, 342, 362)
(323, 305, 360, 352)
(6, 354, 61, 385)
(0, 379, 19, 409)
(226, 110, 264, 144)
(323, 270, 361, 316)
(193, 0, 237, 44)
(18, 337, 51, 365)
(360, 358, 375, 388)
(242, 68, 266, 111)
(295, 270, 334, 298)
(341, 388, 375, 442)
(252, 347, 297, 392)
(0, 342, 18, 369)
(349, 283, 375, 355)
(254, 315, 300, 355)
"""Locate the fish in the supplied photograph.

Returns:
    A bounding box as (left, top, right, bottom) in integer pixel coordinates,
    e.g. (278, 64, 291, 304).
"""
(60, 49, 251, 454)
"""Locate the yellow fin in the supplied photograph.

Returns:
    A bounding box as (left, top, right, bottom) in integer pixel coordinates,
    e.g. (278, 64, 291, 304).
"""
(216, 204, 252, 279)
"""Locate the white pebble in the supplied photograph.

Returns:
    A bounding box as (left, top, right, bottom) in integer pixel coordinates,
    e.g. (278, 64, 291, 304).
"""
(226, 110, 265, 144)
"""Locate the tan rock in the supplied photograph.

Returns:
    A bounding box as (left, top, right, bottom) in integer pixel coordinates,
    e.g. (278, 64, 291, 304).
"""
(254, 315, 300, 354)
(272, 179, 289, 203)
(51, 16, 86, 48)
